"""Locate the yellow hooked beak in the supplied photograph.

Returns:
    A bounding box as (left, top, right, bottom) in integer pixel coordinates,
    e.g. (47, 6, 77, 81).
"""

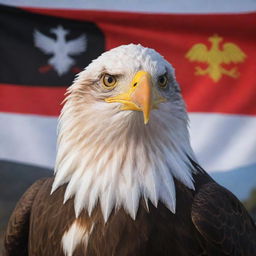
(105, 71, 166, 124)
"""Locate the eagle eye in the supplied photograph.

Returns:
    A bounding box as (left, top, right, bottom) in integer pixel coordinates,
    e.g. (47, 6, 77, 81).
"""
(102, 74, 117, 89)
(158, 74, 168, 89)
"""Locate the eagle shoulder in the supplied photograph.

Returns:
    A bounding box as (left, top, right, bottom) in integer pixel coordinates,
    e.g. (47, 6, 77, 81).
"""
(66, 34, 87, 55)
(186, 43, 209, 63)
(222, 43, 246, 64)
(192, 182, 256, 255)
(4, 178, 49, 256)
(34, 30, 56, 54)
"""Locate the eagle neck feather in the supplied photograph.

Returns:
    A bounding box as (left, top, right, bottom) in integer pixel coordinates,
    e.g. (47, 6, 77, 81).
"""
(53, 88, 196, 222)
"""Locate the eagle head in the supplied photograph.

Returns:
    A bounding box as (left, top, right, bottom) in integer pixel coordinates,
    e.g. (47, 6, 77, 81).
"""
(53, 44, 196, 221)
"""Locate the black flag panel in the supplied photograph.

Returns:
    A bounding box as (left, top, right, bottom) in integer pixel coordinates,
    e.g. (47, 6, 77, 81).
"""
(0, 4, 105, 86)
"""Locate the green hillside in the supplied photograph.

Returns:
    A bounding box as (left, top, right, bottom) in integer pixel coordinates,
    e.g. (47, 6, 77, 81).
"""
(0, 160, 52, 251)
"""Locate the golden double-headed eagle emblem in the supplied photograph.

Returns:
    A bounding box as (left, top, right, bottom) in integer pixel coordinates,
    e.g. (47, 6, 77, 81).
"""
(186, 35, 246, 82)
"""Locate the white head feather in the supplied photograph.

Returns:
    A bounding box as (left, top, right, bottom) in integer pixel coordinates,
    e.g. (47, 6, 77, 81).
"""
(52, 44, 197, 222)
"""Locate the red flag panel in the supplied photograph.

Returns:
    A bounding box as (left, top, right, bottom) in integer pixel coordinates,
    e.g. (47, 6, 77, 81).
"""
(0, 83, 65, 116)
(1, 6, 255, 116)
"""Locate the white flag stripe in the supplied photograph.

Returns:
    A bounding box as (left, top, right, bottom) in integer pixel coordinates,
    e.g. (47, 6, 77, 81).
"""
(189, 113, 256, 172)
(1, 112, 256, 173)
(0, 112, 57, 168)
(0, 0, 256, 14)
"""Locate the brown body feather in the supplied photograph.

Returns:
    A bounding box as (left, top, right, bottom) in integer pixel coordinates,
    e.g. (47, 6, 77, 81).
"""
(4, 166, 256, 256)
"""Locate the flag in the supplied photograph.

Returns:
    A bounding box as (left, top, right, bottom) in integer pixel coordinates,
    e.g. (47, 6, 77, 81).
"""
(0, 1, 256, 219)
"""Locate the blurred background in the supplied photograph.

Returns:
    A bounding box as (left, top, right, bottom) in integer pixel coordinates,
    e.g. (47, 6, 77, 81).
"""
(0, 0, 256, 251)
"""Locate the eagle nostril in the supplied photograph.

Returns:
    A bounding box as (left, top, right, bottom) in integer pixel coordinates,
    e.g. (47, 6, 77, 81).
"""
(133, 82, 137, 87)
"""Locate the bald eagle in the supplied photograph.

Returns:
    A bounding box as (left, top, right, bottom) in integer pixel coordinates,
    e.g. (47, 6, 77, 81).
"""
(4, 44, 256, 256)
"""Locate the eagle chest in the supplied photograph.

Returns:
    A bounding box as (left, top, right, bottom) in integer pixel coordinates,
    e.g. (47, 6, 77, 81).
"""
(29, 179, 201, 256)
(62, 205, 200, 256)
